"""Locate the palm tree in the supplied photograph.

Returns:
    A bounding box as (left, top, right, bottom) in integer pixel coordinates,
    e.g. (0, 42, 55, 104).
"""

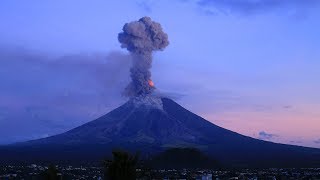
(103, 150, 139, 180)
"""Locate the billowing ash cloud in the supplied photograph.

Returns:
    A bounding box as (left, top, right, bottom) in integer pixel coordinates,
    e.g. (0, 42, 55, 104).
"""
(118, 16, 169, 97)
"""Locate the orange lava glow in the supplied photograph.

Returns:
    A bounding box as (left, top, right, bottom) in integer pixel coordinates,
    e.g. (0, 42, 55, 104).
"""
(148, 80, 154, 87)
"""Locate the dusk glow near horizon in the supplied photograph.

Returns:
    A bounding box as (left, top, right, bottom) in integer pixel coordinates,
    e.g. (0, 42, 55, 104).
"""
(0, 0, 319, 148)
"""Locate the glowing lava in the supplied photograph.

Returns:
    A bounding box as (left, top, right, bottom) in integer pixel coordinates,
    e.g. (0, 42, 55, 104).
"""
(148, 80, 154, 87)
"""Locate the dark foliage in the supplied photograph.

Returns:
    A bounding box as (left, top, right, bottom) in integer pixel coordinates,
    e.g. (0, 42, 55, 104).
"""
(103, 150, 139, 180)
(40, 164, 59, 180)
(148, 148, 220, 169)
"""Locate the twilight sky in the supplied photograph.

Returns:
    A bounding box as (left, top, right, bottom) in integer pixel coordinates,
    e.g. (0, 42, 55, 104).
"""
(0, 0, 320, 148)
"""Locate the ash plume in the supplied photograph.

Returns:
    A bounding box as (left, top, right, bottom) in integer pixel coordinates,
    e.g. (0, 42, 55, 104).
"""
(118, 17, 169, 97)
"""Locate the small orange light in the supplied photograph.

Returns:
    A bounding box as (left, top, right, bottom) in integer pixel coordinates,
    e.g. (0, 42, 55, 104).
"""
(148, 80, 154, 87)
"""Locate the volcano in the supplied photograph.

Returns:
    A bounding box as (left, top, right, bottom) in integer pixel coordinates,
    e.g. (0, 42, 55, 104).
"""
(1, 96, 320, 167)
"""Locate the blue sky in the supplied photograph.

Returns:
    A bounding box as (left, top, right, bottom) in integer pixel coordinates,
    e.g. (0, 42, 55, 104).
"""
(0, 0, 320, 147)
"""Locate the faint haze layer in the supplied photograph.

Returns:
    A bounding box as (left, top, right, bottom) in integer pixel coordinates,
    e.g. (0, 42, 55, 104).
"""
(0, 47, 131, 144)
(118, 16, 169, 97)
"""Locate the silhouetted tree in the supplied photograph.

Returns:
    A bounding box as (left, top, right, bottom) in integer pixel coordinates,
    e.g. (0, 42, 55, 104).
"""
(148, 148, 220, 169)
(103, 150, 139, 180)
(41, 164, 59, 180)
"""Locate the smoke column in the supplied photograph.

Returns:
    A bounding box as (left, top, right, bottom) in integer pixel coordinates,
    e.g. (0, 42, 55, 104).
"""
(118, 17, 169, 97)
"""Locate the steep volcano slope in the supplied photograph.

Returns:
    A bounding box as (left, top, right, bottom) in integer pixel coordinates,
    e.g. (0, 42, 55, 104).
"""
(27, 97, 242, 147)
(1, 97, 320, 167)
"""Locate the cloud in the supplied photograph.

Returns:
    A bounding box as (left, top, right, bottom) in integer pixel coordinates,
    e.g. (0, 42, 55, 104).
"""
(0, 46, 131, 98)
(197, 0, 320, 15)
(258, 131, 278, 140)
(136, 0, 155, 12)
(314, 139, 320, 144)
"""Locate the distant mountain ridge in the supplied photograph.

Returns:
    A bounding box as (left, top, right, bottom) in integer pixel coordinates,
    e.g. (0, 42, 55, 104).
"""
(1, 96, 320, 167)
